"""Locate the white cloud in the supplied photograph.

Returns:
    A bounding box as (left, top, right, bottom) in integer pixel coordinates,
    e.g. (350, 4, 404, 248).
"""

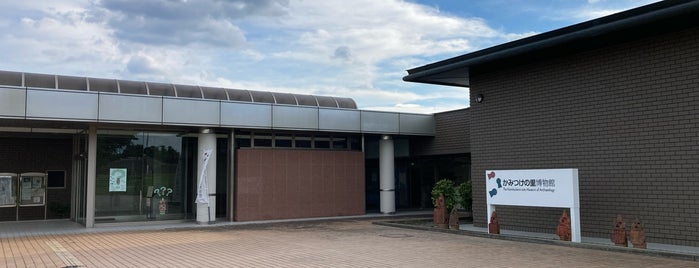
(97, 0, 288, 47)
(571, 8, 626, 21)
(546, 0, 660, 22)
(272, 0, 498, 65)
(502, 31, 539, 42)
(0, 2, 123, 76)
(0, 0, 531, 113)
(363, 102, 469, 114)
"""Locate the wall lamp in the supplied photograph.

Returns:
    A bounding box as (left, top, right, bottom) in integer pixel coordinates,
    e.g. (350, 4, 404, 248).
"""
(475, 94, 484, 103)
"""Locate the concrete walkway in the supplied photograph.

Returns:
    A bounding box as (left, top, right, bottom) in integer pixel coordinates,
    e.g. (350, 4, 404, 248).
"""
(457, 223, 699, 256)
(1, 216, 699, 267)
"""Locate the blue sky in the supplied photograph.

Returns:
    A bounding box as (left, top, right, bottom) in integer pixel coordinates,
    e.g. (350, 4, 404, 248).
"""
(0, 0, 658, 113)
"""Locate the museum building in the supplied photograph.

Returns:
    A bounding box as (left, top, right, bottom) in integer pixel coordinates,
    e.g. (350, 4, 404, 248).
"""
(0, 68, 471, 227)
(404, 0, 699, 246)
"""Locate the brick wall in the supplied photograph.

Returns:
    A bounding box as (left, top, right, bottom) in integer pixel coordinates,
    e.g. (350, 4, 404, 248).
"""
(412, 108, 470, 156)
(235, 149, 365, 221)
(470, 26, 699, 246)
(0, 135, 73, 221)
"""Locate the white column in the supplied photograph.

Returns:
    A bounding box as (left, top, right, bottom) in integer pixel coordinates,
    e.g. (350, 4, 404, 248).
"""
(197, 129, 217, 224)
(86, 125, 97, 228)
(379, 135, 395, 214)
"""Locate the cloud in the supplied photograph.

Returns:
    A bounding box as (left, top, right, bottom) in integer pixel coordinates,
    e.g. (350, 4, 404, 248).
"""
(544, 0, 659, 22)
(363, 102, 469, 114)
(126, 54, 162, 75)
(0, 2, 123, 76)
(0, 0, 530, 113)
(97, 0, 290, 47)
(332, 46, 352, 61)
(272, 0, 499, 66)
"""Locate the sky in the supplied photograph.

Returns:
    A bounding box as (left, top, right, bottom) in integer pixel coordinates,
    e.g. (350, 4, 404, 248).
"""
(0, 0, 659, 114)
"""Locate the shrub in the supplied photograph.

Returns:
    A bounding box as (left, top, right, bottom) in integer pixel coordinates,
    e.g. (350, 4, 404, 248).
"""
(456, 180, 472, 211)
(431, 179, 457, 211)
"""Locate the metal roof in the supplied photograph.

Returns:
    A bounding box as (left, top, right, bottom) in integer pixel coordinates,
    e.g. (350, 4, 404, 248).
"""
(0, 70, 436, 136)
(403, 0, 699, 87)
(0, 70, 357, 109)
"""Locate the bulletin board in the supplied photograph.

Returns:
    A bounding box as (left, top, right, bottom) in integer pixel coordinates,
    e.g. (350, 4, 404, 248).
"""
(0, 173, 17, 207)
(19, 172, 46, 206)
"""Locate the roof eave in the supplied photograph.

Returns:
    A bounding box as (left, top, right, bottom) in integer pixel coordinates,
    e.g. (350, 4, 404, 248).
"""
(403, 0, 699, 87)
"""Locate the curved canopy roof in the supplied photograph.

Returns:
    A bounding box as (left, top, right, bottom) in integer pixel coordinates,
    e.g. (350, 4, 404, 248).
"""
(0, 70, 357, 109)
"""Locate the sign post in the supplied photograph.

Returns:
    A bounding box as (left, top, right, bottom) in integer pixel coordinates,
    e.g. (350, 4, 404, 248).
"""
(486, 169, 580, 242)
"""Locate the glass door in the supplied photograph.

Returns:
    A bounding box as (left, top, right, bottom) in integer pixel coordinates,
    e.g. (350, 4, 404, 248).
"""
(72, 133, 87, 224)
(143, 133, 187, 220)
(94, 131, 195, 223)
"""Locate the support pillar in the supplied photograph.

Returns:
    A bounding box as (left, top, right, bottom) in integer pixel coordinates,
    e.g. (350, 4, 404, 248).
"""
(228, 129, 236, 221)
(86, 125, 97, 228)
(197, 129, 217, 224)
(379, 135, 395, 214)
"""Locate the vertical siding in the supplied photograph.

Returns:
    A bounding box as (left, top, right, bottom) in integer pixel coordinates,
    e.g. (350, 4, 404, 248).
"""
(470, 26, 699, 246)
(235, 149, 365, 221)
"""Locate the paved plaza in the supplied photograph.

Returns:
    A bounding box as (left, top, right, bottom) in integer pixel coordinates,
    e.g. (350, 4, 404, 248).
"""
(1, 219, 697, 267)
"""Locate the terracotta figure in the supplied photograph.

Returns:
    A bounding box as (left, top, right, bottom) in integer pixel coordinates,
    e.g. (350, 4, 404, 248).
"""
(629, 217, 647, 249)
(433, 194, 448, 228)
(611, 215, 627, 247)
(488, 211, 500, 234)
(449, 207, 460, 230)
(556, 210, 572, 241)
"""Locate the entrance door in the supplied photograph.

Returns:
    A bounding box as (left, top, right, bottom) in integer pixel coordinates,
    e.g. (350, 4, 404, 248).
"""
(72, 132, 87, 224)
(94, 131, 195, 223)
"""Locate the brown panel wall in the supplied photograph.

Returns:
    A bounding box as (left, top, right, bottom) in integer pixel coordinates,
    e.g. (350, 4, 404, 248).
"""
(412, 108, 470, 156)
(235, 149, 365, 221)
(469, 26, 699, 246)
(0, 135, 73, 221)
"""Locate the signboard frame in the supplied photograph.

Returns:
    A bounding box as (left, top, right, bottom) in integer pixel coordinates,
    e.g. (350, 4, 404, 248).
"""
(485, 168, 581, 242)
(19, 172, 46, 206)
(0, 173, 17, 207)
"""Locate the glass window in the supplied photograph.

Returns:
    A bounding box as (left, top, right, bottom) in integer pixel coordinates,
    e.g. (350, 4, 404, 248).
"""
(314, 135, 330, 149)
(253, 133, 272, 147)
(47, 170, 65, 188)
(274, 134, 293, 148)
(235, 134, 251, 148)
(350, 135, 362, 151)
(95, 132, 194, 222)
(295, 135, 312, 148)
(332, 136, 348, 150)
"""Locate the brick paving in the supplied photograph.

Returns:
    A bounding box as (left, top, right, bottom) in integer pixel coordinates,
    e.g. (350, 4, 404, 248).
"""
(1, 220, 697, 267)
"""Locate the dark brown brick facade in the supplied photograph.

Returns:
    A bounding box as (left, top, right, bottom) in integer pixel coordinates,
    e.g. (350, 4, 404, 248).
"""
(470, 26, 699, 246)
(235, 149, 364, 221)
(0, 134, 73, 221)
(412, 108, 470, 156)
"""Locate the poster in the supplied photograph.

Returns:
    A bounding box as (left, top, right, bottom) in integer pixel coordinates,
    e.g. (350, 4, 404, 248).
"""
(109, 168, 127, 192)
(0, 176, 14, 205)
(21, 177, 31, 200)
(32, 177, 42, 188)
